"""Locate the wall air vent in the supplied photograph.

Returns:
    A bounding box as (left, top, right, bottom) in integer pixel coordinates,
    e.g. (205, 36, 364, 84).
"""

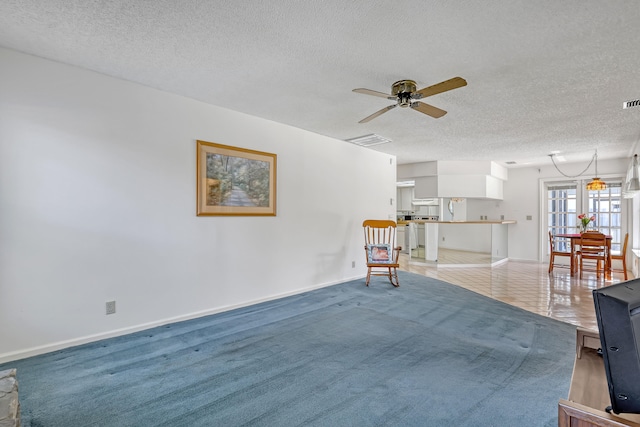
(505, 161, 516, 165)
(623, 99, 640, 109)
(345, 133, 391, 147)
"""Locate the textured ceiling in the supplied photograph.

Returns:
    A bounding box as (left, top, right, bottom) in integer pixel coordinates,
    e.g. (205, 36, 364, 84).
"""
(1, 0, 639, 166)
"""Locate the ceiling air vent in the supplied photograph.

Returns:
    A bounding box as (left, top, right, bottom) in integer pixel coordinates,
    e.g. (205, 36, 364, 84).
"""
(345, 133, 391, 147)
(505, 161, 516, 165)
(623, 99, 640, 109)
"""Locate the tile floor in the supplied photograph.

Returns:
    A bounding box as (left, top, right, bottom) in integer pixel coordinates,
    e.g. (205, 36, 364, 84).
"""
(397, 249, 632, 331)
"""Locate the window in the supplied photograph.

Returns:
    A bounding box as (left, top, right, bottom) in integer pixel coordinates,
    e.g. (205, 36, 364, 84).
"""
(546, 180, 623, 254)
(547, 183, 577, 252)
(588, 183, 622, 252)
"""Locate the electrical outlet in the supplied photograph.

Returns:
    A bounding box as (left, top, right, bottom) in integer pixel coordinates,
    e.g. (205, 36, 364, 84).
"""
(526, 215, 532, 220)
(106, 301, 116, 315)
(352, 261, 355, 268)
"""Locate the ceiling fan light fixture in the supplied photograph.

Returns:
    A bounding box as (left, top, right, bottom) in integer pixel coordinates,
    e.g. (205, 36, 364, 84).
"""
(398, 93, 412, 107)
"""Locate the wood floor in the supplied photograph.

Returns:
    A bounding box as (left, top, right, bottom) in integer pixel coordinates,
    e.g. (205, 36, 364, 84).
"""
(398, 250, 632, 331)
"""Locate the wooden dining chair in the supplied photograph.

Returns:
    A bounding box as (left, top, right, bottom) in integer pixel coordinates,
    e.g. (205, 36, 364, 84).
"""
(611, 232, 629, 280)
(548, 231, 574, 274)
(578, 231, 608, 279)
(363, 219, 401, 287)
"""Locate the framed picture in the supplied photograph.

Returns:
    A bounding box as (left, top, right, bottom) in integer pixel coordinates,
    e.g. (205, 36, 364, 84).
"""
(196, 140, 277, 216)
(367, 244, 393, 264)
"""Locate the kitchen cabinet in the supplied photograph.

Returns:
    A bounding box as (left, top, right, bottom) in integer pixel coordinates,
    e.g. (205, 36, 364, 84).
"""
(397, 226, 405, 252)
(396, 186, 414, 211)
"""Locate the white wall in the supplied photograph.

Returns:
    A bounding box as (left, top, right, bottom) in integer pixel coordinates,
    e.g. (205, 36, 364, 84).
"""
(0, 48, 396, 362)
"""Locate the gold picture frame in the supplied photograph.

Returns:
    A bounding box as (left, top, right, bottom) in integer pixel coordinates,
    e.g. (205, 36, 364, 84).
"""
(196, 140, 276, 216)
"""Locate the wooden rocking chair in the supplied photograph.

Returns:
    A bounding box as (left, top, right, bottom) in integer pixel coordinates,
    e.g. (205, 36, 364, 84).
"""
(363, 219, 402, 287)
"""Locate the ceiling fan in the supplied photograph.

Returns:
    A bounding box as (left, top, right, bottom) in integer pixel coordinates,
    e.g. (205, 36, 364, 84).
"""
(352, 77, 467, 123)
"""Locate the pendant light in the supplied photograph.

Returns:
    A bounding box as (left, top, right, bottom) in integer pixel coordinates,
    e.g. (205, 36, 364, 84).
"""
(623, 154, 640, 198)
(586, 149, 606, 191)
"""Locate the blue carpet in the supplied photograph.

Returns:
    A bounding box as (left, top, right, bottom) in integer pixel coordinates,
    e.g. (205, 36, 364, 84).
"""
(3, 271, 575, 426)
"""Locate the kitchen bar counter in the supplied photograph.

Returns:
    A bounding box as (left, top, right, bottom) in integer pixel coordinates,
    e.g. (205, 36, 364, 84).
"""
(401, 220, 516, 265)
(400, 220, 516, 225)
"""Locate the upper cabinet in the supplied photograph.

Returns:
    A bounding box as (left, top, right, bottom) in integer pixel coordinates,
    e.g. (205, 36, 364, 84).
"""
(397, 186, 414, 211)
(398, 161, 507, 200)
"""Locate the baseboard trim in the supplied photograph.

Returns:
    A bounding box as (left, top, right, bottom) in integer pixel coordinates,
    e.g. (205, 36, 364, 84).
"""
(0, 274, 367, 364)
(436, 257, 510, 268)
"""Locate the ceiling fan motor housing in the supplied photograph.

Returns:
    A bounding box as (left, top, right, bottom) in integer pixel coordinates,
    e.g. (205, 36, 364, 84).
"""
(392, 80, 417, 107)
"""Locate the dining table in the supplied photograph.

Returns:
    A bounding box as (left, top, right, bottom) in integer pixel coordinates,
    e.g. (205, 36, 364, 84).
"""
(556, 233, 612, 278)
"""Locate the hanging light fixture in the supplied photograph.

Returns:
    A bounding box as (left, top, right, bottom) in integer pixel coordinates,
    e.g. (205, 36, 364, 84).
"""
(586, 149, 606, 191)
(623, 154, 640, 198)
(549, 151, 595, 179)
(548, 149, 607, 190)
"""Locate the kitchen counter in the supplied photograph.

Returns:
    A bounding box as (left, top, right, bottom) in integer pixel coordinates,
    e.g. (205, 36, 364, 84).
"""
(402, 220, 516, 266)
(404, 219, 516, 224)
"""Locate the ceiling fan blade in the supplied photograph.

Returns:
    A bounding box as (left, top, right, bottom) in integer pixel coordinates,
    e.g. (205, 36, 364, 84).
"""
(359, 104, 397, 123)
(353, 88, 396, 100)
(412, 77, 467, 99)
(410, 102, 447, 118)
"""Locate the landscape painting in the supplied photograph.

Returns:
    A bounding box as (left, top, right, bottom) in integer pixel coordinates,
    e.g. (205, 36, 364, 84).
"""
(196, 140, 276, 216)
